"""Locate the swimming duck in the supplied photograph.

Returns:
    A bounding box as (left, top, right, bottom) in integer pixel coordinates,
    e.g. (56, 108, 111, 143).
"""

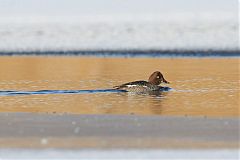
(113, 71, 170, 92)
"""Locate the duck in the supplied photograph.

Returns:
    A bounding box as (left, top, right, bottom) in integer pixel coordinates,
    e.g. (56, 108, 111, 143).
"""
(113, 71, 170, 92)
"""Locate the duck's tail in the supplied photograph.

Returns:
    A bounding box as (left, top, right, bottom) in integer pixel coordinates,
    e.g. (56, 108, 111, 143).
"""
(113, 85, 121, 89)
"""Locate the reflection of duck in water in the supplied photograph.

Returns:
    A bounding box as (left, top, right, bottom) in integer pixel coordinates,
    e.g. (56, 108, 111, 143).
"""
(114, 71, 170, 92)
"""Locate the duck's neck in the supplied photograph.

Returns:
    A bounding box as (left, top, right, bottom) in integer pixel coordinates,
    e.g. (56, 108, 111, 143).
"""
(148, 80, 159, 85)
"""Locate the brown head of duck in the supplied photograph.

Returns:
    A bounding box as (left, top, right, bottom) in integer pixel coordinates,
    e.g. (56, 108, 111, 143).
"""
(148, 71, 169, 85)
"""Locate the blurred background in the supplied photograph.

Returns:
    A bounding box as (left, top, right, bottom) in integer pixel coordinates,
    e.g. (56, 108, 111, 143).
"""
(0, 0, 238, 51)
(0, 2, 239, 158)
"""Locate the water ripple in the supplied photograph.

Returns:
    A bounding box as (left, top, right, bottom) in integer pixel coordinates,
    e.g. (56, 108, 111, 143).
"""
(0, 87, 172, 96)
(0, 89, 127, 96)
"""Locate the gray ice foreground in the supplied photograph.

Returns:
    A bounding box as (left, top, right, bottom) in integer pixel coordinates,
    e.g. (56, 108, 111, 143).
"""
(0, 149, 239, 159)
(0, 113, 239, 159)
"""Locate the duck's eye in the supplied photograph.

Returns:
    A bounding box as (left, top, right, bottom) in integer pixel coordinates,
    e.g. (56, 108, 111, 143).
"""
(157, 76, 160, 78)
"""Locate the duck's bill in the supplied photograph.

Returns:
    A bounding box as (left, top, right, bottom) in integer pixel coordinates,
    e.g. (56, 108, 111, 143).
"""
(163, 79, 170, 84)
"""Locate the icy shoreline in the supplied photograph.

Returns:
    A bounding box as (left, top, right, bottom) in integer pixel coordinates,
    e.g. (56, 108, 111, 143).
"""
(0, 112, 239, 159)
(0, 13, 238, 52)
(0, 149, 239, 159)
(0, 50, 239, 57)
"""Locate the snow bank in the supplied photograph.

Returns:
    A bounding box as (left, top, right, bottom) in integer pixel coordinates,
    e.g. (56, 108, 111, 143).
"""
(0, 13, 238, 51)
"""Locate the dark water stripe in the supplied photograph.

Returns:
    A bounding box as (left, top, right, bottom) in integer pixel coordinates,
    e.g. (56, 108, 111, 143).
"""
(0, 89, 127, 96)
(0, 50, 239, 57)
(0, 87, 171, 96)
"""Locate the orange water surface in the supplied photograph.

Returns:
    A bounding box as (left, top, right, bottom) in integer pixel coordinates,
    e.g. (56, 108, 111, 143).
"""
(0, 57, 239, 117)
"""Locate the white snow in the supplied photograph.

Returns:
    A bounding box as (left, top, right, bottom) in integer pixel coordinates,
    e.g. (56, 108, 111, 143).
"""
(0, 0, 238, 51)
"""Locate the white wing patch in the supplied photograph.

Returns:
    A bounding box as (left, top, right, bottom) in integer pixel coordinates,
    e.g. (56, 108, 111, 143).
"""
(126, 85, 137, 88)
(126, 84, 148, 88)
